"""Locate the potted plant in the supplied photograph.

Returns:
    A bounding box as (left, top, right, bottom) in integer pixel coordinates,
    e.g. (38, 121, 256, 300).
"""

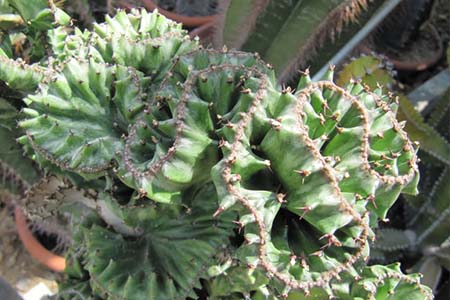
(14, 206, 66, 273)
(0, 1, 435, 299)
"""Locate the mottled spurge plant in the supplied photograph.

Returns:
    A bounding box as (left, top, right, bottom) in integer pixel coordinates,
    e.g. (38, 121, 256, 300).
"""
(0, 5, 434, 300)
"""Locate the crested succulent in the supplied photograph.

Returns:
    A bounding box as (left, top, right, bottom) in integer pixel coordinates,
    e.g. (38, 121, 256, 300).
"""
(0, 5, 434, 300)
(337, 54, 450, 297)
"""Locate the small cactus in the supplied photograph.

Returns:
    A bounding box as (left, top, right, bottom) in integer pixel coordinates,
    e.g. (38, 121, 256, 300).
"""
(0, 6, 433, 300)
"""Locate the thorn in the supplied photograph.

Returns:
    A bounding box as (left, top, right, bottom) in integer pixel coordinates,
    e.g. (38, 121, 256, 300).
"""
(390, 151, 400, 158)
(269, 119, 282, 131)
(319, 233, 342, 248)
(246, 263, 256, 269)
(281, 86, 292, 94)
(319, 113, 326, 125)
(276, 193, 286, 204)
(297, 206, 312, 220)
(218, 138, 229, 148)
(298, 68, 310, 76)
(331, 111, 340, 121)
(213, 207, 224, 218)
(232, 220, 244, 233)
(294, 169, 311, 177)
(309, 249, 323, 257)
(168, 146, 176, 154)
(300, 256, 309, 270)
(226, 155, 236, 164)
(392, 124, 399, 132)
(380, 153, 388, 160)
(289, 254, 297, 266)
(322, 101, 330, 113)
(138, 188, 147, 198)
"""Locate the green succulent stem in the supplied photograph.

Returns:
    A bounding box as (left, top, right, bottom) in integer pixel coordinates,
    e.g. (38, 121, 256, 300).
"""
(0, 7, 433, 300)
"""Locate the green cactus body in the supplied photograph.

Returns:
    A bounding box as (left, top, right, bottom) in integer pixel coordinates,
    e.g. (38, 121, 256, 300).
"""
(0, 7, 433, 300)
(341, 54, 450, 295)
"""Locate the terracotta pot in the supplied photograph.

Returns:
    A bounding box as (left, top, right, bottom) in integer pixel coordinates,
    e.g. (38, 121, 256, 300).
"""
(388, 25, 443, 72)
(141, 0, 218, 27)
(14, 206, 66, 273)
(118, 0, 219, 28)
(189, 20, 215, 42)
(361, 24, 443, 72)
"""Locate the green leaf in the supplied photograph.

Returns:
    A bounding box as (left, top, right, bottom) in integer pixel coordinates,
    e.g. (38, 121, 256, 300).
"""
(418, 257, 442, 292)
(397, 95, 450, 166)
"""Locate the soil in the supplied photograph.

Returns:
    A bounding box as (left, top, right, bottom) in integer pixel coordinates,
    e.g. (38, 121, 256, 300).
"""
(0, 207, 58, 297)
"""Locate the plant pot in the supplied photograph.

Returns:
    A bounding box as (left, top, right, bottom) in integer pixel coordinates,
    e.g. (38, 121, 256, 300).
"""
(14, 206, 66, 273)
(141, 0, 218, 27)
(189, 20, 215, 42)
(363, 23, 443, 72)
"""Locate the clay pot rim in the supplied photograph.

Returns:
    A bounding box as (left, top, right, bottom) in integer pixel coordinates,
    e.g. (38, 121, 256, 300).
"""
(120, 0, 219, 27)
(14, 206, 66, 273)
(363, 23, 444, 72)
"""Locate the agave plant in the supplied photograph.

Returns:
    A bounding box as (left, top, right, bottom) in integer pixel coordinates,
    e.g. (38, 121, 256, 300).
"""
(0, 2, 435, 299)
(336, 53, 450, 297)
